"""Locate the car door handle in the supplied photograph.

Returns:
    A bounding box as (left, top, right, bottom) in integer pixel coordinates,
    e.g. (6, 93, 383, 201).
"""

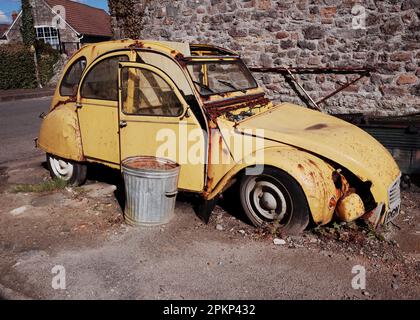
(119, 120, 127, 128)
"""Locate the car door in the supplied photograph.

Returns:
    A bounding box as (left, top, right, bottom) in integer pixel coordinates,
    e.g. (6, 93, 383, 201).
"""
(118, 62, 207, 192)
(77, 53, 130, 166)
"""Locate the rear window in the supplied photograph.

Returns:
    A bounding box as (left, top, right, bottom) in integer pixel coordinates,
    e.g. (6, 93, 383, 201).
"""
(60, 57, 87, 96)
(81, 55, 129, 101)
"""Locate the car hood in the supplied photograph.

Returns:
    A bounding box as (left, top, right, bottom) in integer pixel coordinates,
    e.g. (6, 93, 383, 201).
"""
(234, 103, 400, 201)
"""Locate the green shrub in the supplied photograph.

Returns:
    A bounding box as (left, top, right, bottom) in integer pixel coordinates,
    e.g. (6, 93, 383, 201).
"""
(0, 42, 60, 89)
(0, 44, 37, 89)
(37, 41, 60, 87)
(20, 0, 36, 46)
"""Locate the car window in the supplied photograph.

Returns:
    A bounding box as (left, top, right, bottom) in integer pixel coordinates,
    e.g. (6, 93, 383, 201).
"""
(60, 57, 86, 96)
(187, 60, 257, 96)
(121, 67, 183, 117)
(81, 55, 129, 101)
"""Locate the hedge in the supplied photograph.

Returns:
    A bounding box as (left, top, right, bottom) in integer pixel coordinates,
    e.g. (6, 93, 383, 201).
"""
(37, 41, 60, 87)
(0, 42, 60, 90)
(0, 44, 37, 89)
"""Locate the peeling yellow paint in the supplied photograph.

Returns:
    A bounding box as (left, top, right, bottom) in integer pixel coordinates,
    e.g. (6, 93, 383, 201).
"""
(38, 40, 401, 227)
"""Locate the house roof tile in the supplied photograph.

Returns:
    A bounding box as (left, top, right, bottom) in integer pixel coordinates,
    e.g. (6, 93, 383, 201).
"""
(44, 0, 112, 37)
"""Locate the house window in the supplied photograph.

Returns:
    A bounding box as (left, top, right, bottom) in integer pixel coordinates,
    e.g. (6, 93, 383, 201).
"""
(35, 26, 59, 49)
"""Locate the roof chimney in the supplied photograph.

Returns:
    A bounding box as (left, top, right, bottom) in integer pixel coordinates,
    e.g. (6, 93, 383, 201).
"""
(12, 11, 18, 21)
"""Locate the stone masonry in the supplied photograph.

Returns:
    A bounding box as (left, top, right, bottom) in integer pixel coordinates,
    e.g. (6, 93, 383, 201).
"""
(7, 0, 80, 54)
(110, 0, 420, 115)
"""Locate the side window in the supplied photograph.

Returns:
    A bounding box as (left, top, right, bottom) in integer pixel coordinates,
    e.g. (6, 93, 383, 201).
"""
(60, 57, 86, 96)
(121, 67, 184, 117)
(81, 55, 129, 101)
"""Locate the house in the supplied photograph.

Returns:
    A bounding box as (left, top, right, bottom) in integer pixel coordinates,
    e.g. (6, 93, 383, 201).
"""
(3, 0, 112, 55)
(0, 24, 9, 40)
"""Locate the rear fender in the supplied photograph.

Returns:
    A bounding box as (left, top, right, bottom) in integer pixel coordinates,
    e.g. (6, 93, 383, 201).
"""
(37, 104, 84, 161)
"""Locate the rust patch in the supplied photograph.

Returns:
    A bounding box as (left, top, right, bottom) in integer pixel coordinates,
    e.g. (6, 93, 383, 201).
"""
(305, 123, 328, 130)
(206, 94, 270, 119)
(308, 159, 318, 167)
(308, 159, 321, 171)
(171, 50, 186, 67)
(128, 40, 145, 49)
(205, 93, 265, 108)
(73, 116, 84, 160)
(219, 133, 229, 156)
(122, 158, 177, 170)
(328, 196, 337, 210)
(171, 50, 184, 59)
(201, 96, 211, 103)
(297, 164, 304, 170)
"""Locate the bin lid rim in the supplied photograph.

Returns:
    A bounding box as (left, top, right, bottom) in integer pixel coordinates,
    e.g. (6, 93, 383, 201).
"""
(122, 156, 180, 171)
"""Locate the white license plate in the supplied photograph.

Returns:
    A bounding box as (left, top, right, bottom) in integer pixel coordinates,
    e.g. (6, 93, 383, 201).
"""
(385, 204, 401, 224)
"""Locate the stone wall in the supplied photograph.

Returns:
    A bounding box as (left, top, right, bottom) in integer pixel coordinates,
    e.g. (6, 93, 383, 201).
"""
(110, 0, 420, 115)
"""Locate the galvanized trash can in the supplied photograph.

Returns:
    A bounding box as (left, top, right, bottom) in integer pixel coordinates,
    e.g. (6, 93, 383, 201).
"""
(121, 156, 180, 226)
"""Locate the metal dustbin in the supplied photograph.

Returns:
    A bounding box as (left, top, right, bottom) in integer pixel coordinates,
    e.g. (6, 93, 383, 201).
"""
(121, 156, 180, 226)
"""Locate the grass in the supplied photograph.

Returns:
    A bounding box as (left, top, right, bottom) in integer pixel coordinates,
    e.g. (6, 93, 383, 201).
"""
(311, 219, 387, 242)
(11, 178, 68, 193)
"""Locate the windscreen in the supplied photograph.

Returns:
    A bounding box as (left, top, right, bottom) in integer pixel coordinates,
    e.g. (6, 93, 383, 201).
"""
(187, 60, 258, 96)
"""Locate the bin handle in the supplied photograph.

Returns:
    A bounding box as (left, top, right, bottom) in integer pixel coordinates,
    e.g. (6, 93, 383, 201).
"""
(165, 190, 178, 198)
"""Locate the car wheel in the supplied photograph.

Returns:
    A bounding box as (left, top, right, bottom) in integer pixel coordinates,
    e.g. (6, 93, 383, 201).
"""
(239, 167, 310, 235)
(47, 154, 87, 186)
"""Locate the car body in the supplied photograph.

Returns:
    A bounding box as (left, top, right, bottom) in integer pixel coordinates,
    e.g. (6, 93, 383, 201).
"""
(37, 40, 401, 233)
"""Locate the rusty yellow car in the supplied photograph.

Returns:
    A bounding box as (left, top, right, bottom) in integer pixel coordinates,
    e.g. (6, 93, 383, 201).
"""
(37, 40, 401, 234)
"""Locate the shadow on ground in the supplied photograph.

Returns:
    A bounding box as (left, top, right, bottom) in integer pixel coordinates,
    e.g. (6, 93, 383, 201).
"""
(85, 162, 208, 222)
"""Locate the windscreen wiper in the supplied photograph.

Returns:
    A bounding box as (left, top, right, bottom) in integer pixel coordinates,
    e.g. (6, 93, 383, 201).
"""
(192, 80, 214, 94)
(217, 80, 247, 93)
(217, 79, 237, 90)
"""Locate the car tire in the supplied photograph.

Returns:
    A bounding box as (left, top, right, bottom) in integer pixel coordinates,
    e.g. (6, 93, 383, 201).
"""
(239, 167, 310, 235)
(46, 154, 87, 186)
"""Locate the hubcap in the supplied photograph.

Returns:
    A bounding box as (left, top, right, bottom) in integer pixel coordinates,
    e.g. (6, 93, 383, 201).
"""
(49, 156, 73, 181)
(260, 192, 277, 211)
(245, 176, 291, 223)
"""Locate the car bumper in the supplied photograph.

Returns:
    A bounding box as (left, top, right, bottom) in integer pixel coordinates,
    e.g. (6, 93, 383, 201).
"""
(362, 174, 401, 227)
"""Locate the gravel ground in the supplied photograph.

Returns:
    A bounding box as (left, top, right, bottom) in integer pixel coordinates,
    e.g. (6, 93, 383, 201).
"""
(0, 156, 418, 300)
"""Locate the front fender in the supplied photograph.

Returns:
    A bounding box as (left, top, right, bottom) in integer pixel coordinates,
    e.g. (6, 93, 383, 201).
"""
(38, 104, 84, 161)
(207, 146, 338, 225)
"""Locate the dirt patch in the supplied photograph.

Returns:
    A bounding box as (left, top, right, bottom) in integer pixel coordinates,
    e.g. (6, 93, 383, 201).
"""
(0, 168, 124, 298)
(391, 186, 420, 254)
(0, 166, 8, 193)
(0, 157, 419, 299)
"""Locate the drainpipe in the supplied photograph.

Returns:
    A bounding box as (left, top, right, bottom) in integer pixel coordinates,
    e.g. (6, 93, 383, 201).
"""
(57, 28, 63, 54)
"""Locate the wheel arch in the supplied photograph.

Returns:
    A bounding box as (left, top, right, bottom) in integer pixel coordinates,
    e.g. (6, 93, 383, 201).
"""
(205, 147, 338, 225)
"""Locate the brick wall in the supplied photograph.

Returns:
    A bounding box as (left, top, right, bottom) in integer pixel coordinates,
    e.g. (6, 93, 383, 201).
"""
(110, 0, 420, 115)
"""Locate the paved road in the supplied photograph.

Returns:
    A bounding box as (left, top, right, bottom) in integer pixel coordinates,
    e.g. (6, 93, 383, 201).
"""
(0, 97, 51, 164)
